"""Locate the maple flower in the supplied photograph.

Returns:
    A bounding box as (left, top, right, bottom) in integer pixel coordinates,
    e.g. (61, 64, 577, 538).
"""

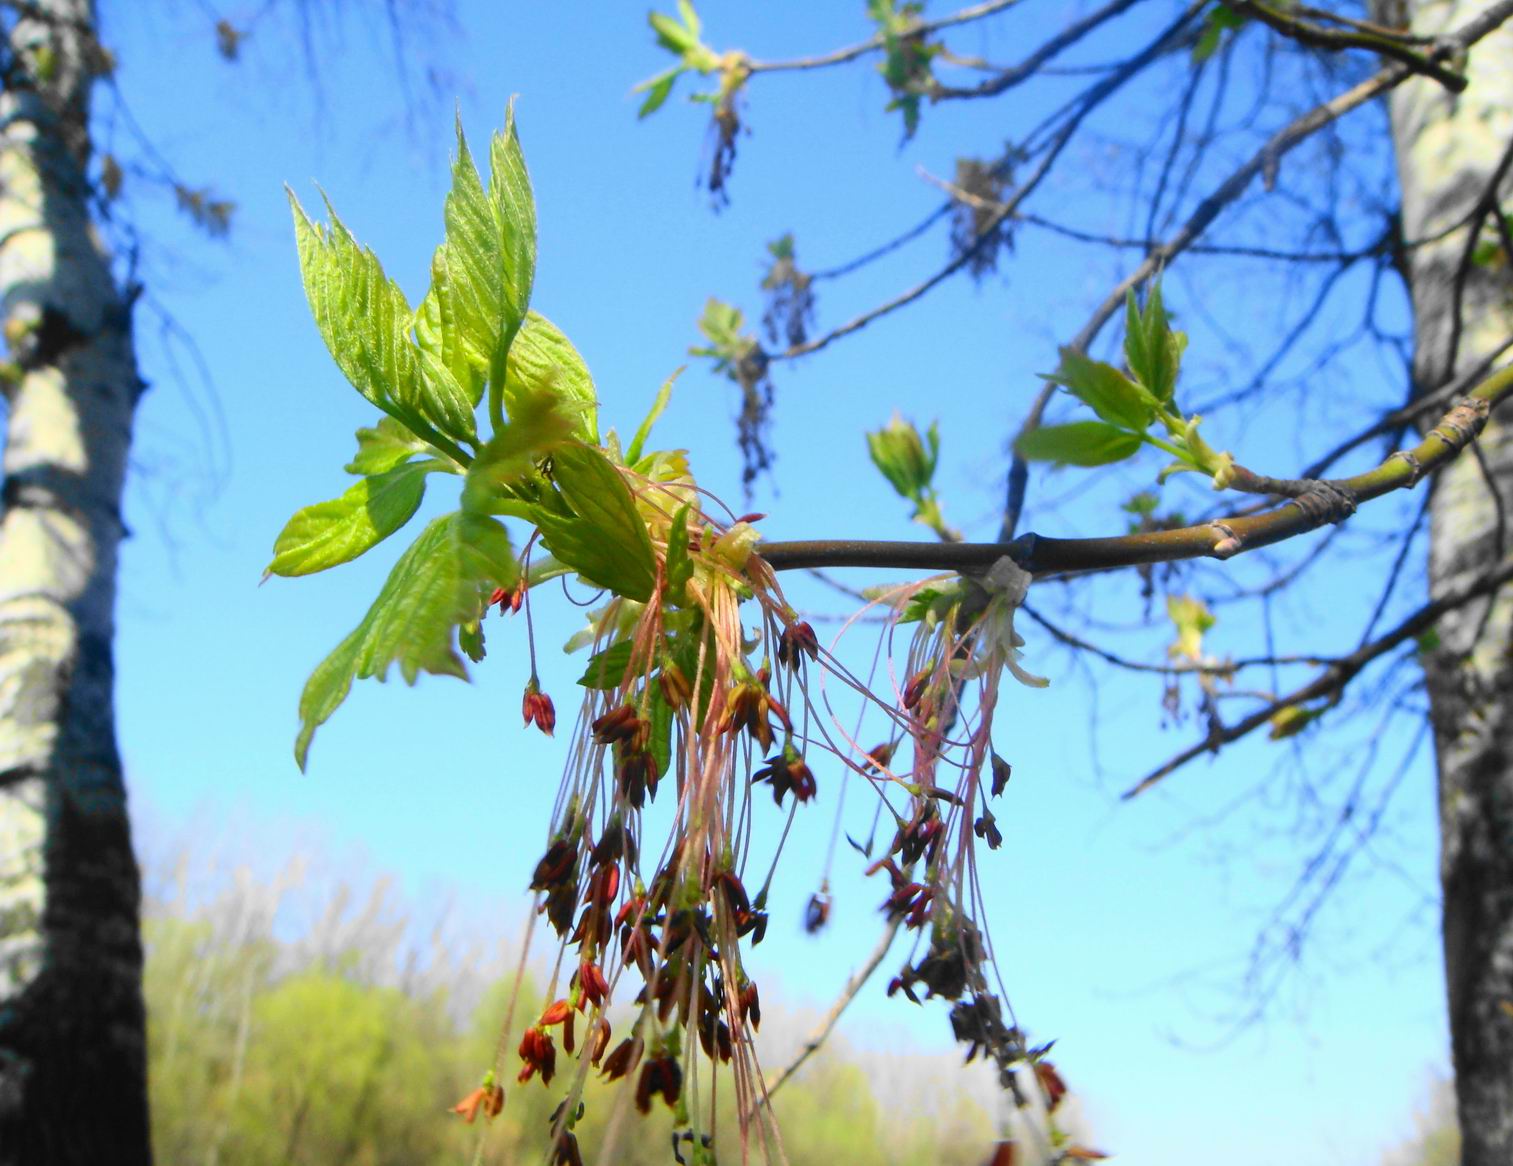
(635, 1053, 683, 1113)
(449, 1073, 504, 1123)
(776, 619, 819, 668)
(752, 745, 816, 807)
(517, 1026, 558, 1086)
(523, 679, 556, 736)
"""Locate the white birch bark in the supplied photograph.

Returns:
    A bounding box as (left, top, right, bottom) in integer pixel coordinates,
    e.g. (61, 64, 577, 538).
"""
(0, 1, 150, 1161)
(1382, 2, 1513, 1160)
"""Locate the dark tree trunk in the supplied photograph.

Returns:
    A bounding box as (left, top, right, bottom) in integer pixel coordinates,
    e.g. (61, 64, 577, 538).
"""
(0, 1, 151, 1162)
(1383, 2, 1513, 1161)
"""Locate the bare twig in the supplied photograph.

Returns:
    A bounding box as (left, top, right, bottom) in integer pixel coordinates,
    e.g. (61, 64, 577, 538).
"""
(748, 917, 902, 1114)
(1121, 550, 1513, 799)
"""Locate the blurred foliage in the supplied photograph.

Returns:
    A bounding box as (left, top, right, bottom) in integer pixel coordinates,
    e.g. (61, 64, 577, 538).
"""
(143, 851, 1017, 1165)
(1381, 1075, 1460, 1166)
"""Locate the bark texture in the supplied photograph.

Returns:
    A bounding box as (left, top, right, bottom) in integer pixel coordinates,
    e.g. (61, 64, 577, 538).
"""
(1383, 2, 1513, 1161)
(0, 1, 151, 1162)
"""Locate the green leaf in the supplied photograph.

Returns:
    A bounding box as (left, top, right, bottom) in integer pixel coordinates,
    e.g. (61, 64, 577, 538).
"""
(294, 511, 517, 770)
(578, 640, 636, 689)
(345, 417, 433, 476)
(677, 0, 701, 40)
(626, 369, 681, 465)
(461, 380, 579, 514)
(1166, 593, 1215, 660)
(533, 442, 657, 601)
(647, 683, 674, 778)
(459, 619, 486, 663)
(289, 191, 424, 424)
(503, 311, 598, 444)
(420, 110, 536, 423)
(1124, 284, 1184, 405)
(649, 9, 697, 55)
(1048, 348, 1156, 433)
(1015, 421, 1143, 467)
(633, 67, 682, 118)
(664, 501, 694, 606)
(267, 462, 432, 578)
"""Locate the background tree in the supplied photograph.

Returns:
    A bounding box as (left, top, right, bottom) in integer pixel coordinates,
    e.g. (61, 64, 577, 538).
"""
(627, 0, 1513, 1160)
(0, 3, 450, 1161)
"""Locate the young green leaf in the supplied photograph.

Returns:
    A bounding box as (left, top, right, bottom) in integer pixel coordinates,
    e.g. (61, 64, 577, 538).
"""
(649, 9, 698, 55)
(664, 501, 694, 605)
(534, 443, 657, 601)
(345, 417, 434, 476)
(503, 312, 599, 444)
(626, 369, 681, 465)
(289, 192, 422, 419)
(460, 381, 579, 514)
(267, 462, 432, 578)
(294, 511, 517, 769)
(419, 109, 536, 429)
(633, 67, 683, 118)
(647, 683, 674, 778)
(578, 640, 637, 689)
(866, 414, 938, 501)
(1014, 421, 1143, 467)
(1047, 348, 1157, 433)
(1123, 284, 1184, 405)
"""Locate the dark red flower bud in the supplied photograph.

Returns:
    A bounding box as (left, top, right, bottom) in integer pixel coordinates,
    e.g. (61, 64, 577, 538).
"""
(539, 999, 573, 1027)
(522, 684, 556, 736)
(903, 669, 932, 710)
(600, 1036, 643, 1082)
(777, 620, 819, 669)
(588, 1017, 612, 1066)
(803, 890, 831, 934)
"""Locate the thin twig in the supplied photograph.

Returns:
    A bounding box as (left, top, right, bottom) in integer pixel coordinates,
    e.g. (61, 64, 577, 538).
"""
(745, 0, 1022, 74)
(1121, 550, 1513, 799)
(748, 917, 902, 1113)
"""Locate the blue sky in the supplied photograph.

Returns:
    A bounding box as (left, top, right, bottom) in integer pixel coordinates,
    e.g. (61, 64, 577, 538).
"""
(106, 4, 1444, 1163)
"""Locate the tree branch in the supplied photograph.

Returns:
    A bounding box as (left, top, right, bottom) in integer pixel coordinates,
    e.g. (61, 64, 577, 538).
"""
(1120, 549, 1513, 799)
(758, 364, 1511, 575)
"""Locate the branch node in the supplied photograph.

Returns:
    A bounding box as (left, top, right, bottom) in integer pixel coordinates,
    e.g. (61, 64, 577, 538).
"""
(1429, 394, 1492, 454)
(1209, 520, 1244, 559)
(1388, 449, 1425, 488)
(1289, 479, 1357, 527)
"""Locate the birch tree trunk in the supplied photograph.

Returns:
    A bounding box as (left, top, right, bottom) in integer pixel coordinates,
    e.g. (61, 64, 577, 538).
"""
(0, 1, 151, 1162)
(1383, 3, 1513, 1160)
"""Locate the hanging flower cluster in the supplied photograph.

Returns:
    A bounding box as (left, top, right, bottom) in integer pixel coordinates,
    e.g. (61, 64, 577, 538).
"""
(271, 108, 1078, 1163)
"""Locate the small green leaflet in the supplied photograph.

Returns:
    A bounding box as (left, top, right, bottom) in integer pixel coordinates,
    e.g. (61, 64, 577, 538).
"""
(578, 640, 636, 689)
(503, 312, 599, 444)
(346, 417, 435, 476)
(664, 502, 694, 606)
(626, 369, 681, 465)
(1015, 421, 1143, 467)
(866, 415, 938, 501)
(460, 381, 578, 515)
(533, 443, 658, 602)
(267, 462, 432, 578)
(634, 68, 682, 118)
(1047, 348, 1156, 434)
(294, 511, 517, 770)
(647, 684, 674, 778)
(1123, 285, 1185, 406)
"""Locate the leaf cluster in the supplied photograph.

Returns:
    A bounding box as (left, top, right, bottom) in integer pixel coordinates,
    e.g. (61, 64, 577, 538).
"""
(1016, 285, 1236, 488)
